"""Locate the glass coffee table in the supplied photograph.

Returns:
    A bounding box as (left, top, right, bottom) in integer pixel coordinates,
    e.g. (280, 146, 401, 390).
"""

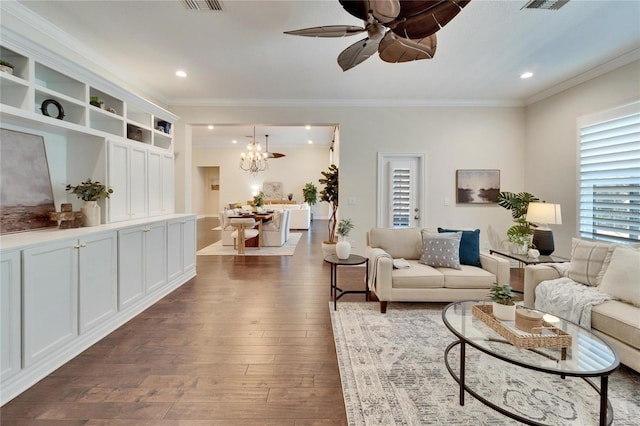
(442, 301, 620, 426)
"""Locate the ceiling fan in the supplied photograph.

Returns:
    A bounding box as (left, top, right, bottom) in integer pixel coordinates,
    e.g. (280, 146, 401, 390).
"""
(264, 134, 285, 159)
(284, 0, 470, 71)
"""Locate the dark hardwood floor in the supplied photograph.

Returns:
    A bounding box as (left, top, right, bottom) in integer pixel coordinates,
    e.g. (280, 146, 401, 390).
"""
(1, 218, 523, 424)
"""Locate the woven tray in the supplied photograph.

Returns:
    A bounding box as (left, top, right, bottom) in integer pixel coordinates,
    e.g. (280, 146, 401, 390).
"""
(472, 304, 572, 349)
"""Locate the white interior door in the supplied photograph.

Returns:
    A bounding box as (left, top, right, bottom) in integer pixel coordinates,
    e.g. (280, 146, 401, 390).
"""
(377, 153, 425, 228)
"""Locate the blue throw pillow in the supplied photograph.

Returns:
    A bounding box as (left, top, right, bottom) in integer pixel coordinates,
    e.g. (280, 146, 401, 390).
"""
(438, 228, 482, 267)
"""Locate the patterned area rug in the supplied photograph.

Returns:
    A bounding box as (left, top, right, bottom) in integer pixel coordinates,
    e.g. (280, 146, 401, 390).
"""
(197, 232, 301, 256)
(330, 302, 640, 425)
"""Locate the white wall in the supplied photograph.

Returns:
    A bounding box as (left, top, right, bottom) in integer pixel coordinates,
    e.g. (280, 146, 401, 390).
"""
(524, 60, 640, 257)
(171, 105, 526, 253)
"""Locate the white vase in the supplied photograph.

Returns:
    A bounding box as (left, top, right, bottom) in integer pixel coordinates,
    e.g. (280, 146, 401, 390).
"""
(336, 236, 351, 260)
(492, 302, 516, 321)
(81, 201, 101, 227)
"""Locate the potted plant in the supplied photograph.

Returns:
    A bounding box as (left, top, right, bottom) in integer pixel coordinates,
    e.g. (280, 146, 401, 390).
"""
(302, 182, 318, 221)
(497, 191, 539, 254)
(66, 178, 113, 227)
(0, 59, 14, 75)
(335, 218, 354, 259)
(251, 191, 265, 210)
(287, 193, 293, 201)
(489, 282, 516, 321)
(319, 164, 338, 256)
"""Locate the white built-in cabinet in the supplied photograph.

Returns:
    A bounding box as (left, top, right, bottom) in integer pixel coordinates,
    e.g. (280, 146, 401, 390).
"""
(108, 139, 149, 222)
(1, 250, 21, 381)
(147, 149, 175, 217)
(167, 216, 196, 283)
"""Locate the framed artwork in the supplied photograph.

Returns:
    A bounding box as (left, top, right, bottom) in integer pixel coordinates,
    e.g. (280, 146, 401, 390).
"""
(263, 181, 283, 200)
(0, 128, 58, 234)
(456, 169, 500, 204)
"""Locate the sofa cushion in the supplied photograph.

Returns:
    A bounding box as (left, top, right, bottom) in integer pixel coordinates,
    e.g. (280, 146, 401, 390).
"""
(591, 300, 640, 351)
(438, 265, 497, 289)
(369, 228, 422, 259)
(567, 238, 613, 286)
(419, 231, 462, 270)
(438, 227, 481, 267)
(392, 260, 444, 289)
(598, 247, 640, 307)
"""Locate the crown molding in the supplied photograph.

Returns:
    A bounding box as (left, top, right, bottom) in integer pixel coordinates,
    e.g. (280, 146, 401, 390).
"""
(168, 98, 525, 108)
(525, 47, 640, 106)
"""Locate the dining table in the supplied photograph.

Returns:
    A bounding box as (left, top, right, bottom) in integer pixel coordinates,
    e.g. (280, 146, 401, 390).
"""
(228, 212, 274, 248)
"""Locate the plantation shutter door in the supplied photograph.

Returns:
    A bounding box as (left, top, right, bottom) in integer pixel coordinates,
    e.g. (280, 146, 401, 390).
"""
(579, 105, 640, 243)
(388, 160, 414, 228)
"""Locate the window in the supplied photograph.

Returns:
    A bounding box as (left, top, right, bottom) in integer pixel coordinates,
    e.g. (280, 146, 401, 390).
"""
(578, 101, 640, 243)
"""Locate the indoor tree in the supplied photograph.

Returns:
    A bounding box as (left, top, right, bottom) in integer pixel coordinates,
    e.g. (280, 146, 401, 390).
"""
(319, 164, 338, 244)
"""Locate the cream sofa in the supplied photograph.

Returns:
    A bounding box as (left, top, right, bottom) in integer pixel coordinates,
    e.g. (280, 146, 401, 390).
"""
(524, 239, 640, 372)
(264, 203, 310, 230)
(367, 227, 510, 313)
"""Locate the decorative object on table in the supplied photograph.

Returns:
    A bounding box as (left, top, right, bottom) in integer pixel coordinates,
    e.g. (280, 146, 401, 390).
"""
(49, 203, 83, 229)
(455, 169, 500, 204)
(284, 1, 470, 71)
(0, 59, 14, 74)
(65, 178, 113, 227)
(287, 193, 293, 201)
(0, 128, 58, 234)
(250, 191, 265, 210)
(497, 191, 540, 255)
(40, 98, 65, 120)
(302, 182, 318, 221)
(526, 201, 562, 255)
(319, 164, 339, 256)
(336, 218, 354, 259)
(239, 126, 268, 175)
(489, 282, 516, 321)
(527, 248, 540, 258)
(515, 307, 544, 333)
(472, 304, 572, 349)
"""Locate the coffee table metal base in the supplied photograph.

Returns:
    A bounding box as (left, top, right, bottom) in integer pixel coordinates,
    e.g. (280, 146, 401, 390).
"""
(443, 339, 613, 426)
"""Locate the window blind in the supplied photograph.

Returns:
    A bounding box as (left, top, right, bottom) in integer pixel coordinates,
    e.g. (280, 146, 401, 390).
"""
(391, 167, 412, 228)
(579, 104, 640, 243)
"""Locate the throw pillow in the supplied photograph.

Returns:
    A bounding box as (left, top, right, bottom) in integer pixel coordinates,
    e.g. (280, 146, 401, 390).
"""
(438, 227, 482, 267)
(567, 238, 613, 286)
(419, 231, 462, 269)
(598, 247, 640, 307)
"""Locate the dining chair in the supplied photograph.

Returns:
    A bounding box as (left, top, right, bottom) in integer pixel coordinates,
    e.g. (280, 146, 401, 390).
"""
(229, 218, 259, 254)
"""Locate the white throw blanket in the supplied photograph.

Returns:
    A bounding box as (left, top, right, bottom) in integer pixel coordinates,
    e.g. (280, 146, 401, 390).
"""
(534, 278, 617, 328)
(369, 249, 392, 292)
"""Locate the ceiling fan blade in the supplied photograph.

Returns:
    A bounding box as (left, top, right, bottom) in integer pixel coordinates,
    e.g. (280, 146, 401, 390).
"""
(378, 31, 437, 63)
(337, 36, 381, 71)
(339, 0, 401, 23)
(392, 0, 470, 39)
(268, 152, 286, 159)
(284, 25, 365, 38)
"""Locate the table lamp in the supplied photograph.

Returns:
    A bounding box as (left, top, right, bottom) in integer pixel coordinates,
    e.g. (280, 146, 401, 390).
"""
(526, 202, 562, 255)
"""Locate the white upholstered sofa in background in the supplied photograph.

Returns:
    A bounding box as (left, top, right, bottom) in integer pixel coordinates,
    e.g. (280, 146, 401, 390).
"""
(264, 203, 310, 230)
(524, 238, 640, 372)
(366, 227, 510, 313)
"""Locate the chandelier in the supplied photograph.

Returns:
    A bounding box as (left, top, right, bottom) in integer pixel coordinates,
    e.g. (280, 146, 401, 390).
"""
(239, 127, 268, 174)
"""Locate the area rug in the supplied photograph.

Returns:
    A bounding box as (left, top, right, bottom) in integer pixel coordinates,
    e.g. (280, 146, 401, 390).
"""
(197, 232, 302, 256)
(330, 302, 640, 425)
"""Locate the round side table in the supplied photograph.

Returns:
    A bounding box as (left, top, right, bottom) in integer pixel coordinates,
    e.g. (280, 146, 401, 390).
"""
(324, 254, 369, 310)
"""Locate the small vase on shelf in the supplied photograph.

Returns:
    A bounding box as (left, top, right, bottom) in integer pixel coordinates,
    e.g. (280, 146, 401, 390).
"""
(336, 235, 351, 260)
(81, 201, 101, 227)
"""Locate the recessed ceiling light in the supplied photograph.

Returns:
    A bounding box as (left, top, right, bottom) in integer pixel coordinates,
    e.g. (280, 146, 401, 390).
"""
(305, 125, 311, 130)
(208, 125, 214, 130)
(520, 71, 533, 79)
(232, 140, 237, 144)
(176, 70, 187, 78)
(308, 140, 313, 144)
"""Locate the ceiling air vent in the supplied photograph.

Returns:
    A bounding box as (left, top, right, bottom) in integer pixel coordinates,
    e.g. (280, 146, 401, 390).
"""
(182, 0, 223, 11)
(522, 0, 569, 10)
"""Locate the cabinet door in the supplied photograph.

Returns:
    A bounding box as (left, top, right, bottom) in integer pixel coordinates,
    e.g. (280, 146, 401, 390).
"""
(147, 150, 163, 216)
(23, 239, 78, 367)
(167, 219, 183, 282)
(1, 250, 21, 380)
(79, 232, 117, 333)
(183, 216, 196, 273)
(118, 226, 145, 310)
(145, 221, 167, 293)
(129, 146, 148, 219)
(162, 153, 175, 214)
(108, 140, 131, 222)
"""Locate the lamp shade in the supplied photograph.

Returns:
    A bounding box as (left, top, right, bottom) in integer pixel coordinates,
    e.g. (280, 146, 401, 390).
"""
(527, 202, 562, 225)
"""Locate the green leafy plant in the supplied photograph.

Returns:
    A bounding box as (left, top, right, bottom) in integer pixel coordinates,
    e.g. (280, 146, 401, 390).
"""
(336, 218, 354, 238)
(302, 182, 318, 205)
(0, 60, 15, 69)
(497, 191, 539, 245)
(251, 191, 265, 207)
(489, 283, 516, 306)
(319, 164, 339, 243)
(66, 178, 113, 201)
